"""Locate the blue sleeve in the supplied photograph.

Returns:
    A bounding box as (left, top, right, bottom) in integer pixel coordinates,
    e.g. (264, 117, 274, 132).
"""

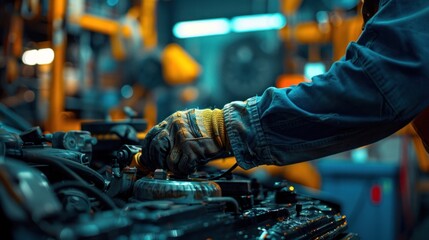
(223, 0, 429, 169)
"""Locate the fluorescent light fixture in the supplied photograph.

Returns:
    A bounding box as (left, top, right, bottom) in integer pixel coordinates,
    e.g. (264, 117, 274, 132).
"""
(173, 13, 287, 39)
(22, 48, 55, 65)
(231, 13, 286, 33)
(304, 62, 326, 80)
(173, 18, 230, 38)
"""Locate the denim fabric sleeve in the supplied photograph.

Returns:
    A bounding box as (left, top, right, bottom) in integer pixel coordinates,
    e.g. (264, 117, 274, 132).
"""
(224, 62, 404, 169)
(223, 0, 429, 169)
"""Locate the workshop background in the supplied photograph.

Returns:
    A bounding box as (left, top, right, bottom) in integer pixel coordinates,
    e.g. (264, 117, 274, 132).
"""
(1, 0, 429, 239)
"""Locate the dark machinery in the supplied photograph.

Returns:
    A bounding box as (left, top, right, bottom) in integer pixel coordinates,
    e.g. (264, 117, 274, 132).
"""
(0, 124, 358, 239)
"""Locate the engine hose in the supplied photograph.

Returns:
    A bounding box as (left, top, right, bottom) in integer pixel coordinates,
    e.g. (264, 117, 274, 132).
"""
(209, 162, 238, 180)
(15, 152, 87, 185)
(52, 180, 117, 210)
(21, 149, 106, 190)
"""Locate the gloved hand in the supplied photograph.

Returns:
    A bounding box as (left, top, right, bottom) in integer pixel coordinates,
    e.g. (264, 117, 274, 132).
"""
(138, 108, 232, 176)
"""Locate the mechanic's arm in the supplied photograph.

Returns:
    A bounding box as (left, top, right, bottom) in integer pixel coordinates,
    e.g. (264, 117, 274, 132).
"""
(138, 0, 429, 176)
(228, 0, 429, 169)
(138, 49, 426, 176)
(227, 0, 429, 168)
(226, 57, 414, 170)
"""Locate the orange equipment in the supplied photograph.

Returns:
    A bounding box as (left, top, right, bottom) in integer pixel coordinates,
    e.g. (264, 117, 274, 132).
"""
(47, 0, 67, 132)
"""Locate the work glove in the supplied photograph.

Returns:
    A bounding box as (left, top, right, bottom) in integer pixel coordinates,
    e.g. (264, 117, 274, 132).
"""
(138, 108, 232, 176)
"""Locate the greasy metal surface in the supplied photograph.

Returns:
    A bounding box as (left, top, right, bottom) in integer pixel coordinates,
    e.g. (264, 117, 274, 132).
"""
(133, 177, 221, 203)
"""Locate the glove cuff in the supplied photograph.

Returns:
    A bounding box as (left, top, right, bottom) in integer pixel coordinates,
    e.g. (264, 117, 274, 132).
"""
(199, 108, 230, 150)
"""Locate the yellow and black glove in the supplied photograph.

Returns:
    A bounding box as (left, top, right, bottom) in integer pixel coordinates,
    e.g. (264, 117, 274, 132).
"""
(138, 108, 232, 176)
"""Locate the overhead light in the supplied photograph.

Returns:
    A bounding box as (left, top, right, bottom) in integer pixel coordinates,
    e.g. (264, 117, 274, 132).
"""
(173, 18, 230, 38)
(231, 13, 286, 33)
(172, 13, 287, 39)
(22, 48, 55, 65)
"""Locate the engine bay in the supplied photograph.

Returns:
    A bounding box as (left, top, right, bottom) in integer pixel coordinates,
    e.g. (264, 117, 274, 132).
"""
(0, 125, 357, 239)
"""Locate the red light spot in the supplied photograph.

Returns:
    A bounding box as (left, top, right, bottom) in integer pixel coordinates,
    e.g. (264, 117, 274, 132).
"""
(371, 184, 382, 204)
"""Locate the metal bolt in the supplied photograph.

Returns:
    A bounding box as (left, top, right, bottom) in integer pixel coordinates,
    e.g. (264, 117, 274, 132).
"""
(153, 169, 168, 180)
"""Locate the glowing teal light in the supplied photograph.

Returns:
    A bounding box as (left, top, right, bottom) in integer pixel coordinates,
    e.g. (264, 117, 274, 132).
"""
(304, 62, 326, 80)
(173, 18, 230, 38)
(172, 13, 287, 39)
(231, 13, 286, 33)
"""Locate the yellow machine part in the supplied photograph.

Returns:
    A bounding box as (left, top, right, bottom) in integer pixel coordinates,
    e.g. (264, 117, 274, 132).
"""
(140, 0, 158, 50)
(281, 22, 331, 45)
(331, 14, 363, 61)
(76, 14, 132, 37)
(162, 43, 201, 85)
(281, 0, 303, 15)
(46, 0, 67, 132)
(279, 1, 363, 62)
